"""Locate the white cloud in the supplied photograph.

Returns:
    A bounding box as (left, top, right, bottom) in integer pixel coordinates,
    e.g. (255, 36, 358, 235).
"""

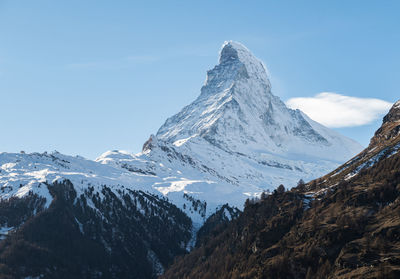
(286, 92, 392, 128)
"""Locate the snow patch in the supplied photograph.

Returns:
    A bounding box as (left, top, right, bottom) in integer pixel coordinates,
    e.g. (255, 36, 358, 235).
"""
(0, 226, 14, 240)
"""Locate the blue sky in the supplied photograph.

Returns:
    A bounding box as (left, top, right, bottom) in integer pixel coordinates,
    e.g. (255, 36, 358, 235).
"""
(0, 0, 399, 159)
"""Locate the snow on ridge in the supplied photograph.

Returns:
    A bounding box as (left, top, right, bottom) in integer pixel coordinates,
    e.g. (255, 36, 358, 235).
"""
(0, 151, 150, 209)
(219, 40, 270, 85)
(0, 150, 229, 224)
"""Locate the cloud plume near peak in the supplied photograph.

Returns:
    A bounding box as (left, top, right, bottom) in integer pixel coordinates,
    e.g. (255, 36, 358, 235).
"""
(286, 92, 392, 128)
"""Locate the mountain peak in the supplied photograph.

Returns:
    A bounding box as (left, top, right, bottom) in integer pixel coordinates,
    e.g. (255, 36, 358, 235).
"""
(215, 41, 270, 85)
(370, 100, 400, 146)
(383, 99, 400, 124)
(156, 41, 362, 163)
(219, 41, 250, 64)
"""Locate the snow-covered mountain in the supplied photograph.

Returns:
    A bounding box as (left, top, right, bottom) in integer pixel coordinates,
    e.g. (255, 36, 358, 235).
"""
(156, 41, 358, 162)
(0, 41, 362, 225)
(97, 41, 362, 219)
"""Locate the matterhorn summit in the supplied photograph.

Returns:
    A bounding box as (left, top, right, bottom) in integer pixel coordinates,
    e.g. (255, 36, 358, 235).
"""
(156, 41, 361, 159)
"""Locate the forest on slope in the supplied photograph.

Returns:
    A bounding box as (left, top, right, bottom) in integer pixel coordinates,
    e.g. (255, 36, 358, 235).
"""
(162, 154, 400, 278)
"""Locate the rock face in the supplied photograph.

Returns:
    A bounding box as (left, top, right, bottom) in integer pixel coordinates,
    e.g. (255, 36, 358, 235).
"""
(383, 100, 400, 124)
(370, 100, 400, 146)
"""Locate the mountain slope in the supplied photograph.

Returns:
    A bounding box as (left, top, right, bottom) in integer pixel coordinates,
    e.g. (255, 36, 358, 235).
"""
(0, 180, 192, 279)
(161, 100, 400, 279)
(311, 100, 400, 191)
(0, 152, 193, 278)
